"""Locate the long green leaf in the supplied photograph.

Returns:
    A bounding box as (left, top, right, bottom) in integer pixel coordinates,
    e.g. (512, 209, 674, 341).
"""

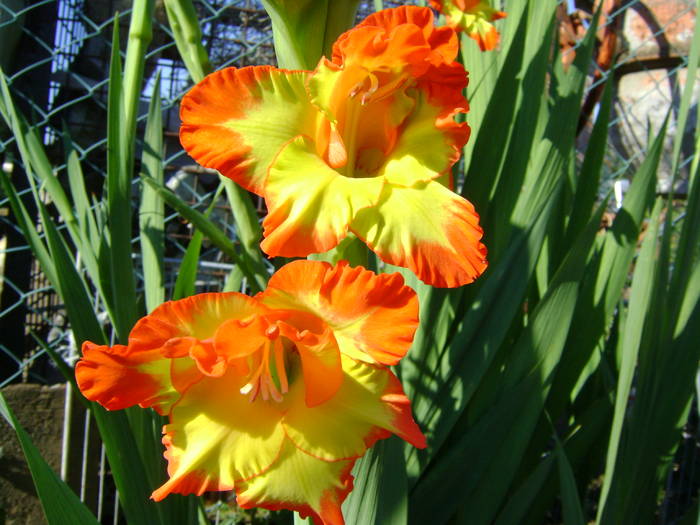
(0, 167, 58, 288)
(0, 70, 103, 292)
(566, 78, 613, 245)
(35, 195, 106, 345)
(404, 190, 555, 483)
(221, 177, 269, 291)
(410, 195, 608, 524)
(552, 427, 585, 525)
(62, 130, 101, 266)
(173, 229, 204, 300)
(597, 199, 664, 523)
(0, 393, 100, 525)
(163, 0, 213, 82)
(141, 175, 261, 293)
(106, 20, 138, 341)
(139, 73, 165, 312)
(89, 406, 164, 525)
(547, 118, 668, 421)
(343, 437, 407, 525)
(0, 70, 80, 244)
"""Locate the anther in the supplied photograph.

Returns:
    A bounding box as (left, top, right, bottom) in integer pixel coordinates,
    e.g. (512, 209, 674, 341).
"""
(265, 324, 280, 340)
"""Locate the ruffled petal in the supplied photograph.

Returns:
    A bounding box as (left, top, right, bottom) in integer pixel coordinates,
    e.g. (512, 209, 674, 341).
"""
(429, 0, 506, 51)
(278, 318, 343, 407)
(235, 440, 354, 525)
(260, 136, 384, 257)
(282, 354, 426, 461)
(75, 341, 199, 414)
(129, 292, 267, 351)
(376, 87, 468, 187)
(351, 180, 488, 288)
(77, 293, 269, 413)
(151, 368, 286, 501)
(259, 260, 418, 366)
(331, 23, 432, 80)
(180, 66, 317, 194)
(335, 6, 459, 68)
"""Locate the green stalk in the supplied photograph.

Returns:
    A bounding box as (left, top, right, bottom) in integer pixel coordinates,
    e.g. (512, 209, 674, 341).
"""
(123, 0, 154, 144)
(163, 0, 212, 82)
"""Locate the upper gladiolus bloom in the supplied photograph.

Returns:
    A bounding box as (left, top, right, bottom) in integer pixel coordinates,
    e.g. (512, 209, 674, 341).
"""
(429, 0, 506, 51)
(75, 260, 425, 525)
(180, 6, 487, 288)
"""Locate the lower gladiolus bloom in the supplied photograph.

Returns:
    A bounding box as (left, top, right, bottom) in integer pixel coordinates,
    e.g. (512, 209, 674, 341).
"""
(180, 6, 487, 288)
(75, 260, 426, 525)
(429, 0, 506, 51)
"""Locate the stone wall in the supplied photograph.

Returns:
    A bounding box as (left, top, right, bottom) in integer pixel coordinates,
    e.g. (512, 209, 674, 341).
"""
(0, 384, 99, 525)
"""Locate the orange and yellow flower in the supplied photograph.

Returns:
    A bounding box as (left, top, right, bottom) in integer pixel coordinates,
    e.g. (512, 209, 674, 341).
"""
(180, 6, 487, 288)
(429, 0, 506, 51)
(75, 260, 425, 525)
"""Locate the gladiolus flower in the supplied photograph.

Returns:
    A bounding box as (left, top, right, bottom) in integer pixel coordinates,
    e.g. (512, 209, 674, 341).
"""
(75, 260, 425, 525)
(429, 0, 506, 51)
(180, 6, 487, 288)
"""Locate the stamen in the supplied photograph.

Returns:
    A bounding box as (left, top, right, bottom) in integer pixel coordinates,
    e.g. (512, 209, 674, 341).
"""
(240, 338, 287, 403)
(349, 80, 364, 99)
(361, 73, 379, 105)
(265, 324, 280, 340)
(274, 340, 288, 394)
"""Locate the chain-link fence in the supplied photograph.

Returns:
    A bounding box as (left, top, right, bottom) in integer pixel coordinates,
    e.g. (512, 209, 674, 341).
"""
(0, 0, 697, 522)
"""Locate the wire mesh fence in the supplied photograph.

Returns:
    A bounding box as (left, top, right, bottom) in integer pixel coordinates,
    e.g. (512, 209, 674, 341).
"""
(0, 0, 697, 523)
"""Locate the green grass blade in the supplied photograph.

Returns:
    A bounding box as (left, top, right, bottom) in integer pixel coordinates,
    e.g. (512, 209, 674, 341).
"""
(30, 331, 87, 409)
(497, 397, 612, 525)
(35, 197, 106, 344)
(552, 426, 585, 525)
(668, 0, 700, 180)
(0, 393, 100, 525)
(0, 70, 80, 243)
(461, 9, 529, 219)
(410, 195, 608, 524)
(547, 122, 667, 421)
(0, 71, 104, 286)
(597, 199, 664, 523)
(89, 406, 164, 525)
(494, 456, 554, 525)
(62, 130, 101, 262)
(566, 78, 613, 245)
(0, 168, 58, 287)
(221, 177, 269, 290)
(342, 437, 407, 525)
(173, 183, 224, 299)
(669, 129, 700, 316)
(173, 228, 204, 300)
(139, 73, 165, 312)
(594, 119, 667, 310)
(163, 0, 213, 83)
(106, 20, 138, 341)
(141, 175, 261, 293)
(404, 178, 559, 479)
(223, 265, 245, 293)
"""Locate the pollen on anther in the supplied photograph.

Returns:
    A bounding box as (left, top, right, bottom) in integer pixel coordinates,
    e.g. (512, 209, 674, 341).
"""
(265, 324, 280, 340)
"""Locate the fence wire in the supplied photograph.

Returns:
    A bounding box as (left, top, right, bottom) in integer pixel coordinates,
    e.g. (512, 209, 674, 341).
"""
(0, 0, 697, 523)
